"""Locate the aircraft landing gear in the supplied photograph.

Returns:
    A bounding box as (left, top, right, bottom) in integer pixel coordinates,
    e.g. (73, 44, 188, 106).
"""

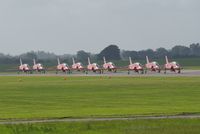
(178, 69, 181, 74)
(68, 70, 71, 74)
(141, 70, 144, 74)
(158, 69, 161, 73)
(144, 69, 147, 74)
(99, 70, 102, 74)
(164, 69, 166, 74)
(114, 69, 117, 73)
(85, 71, 88, 74)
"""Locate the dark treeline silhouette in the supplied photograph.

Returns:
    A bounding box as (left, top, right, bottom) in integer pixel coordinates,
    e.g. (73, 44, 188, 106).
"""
(0, 43, 200, 65)
(121, 43, 200, 60)
(98, 45, 121, 61)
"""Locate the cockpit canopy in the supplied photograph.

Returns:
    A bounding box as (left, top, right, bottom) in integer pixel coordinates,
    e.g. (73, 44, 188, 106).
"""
(63, 63, 68, 67)
(93, 63, 99, 67)
(23, 64, 29, 67)
(109, 62, 115, 66)
(152, 62, 159, 66)
(37, 63, 42, 66)
(135, 62, 142, 66)
(172, 61, 180, 66)
(77, 62, 83, 66)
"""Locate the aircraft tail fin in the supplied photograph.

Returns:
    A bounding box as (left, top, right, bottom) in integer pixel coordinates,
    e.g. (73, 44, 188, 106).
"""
(20, 58, 22, 65)
(88, 57, 91, 65)
(33, 59, 36, 65)
(146, 56, 149, 64)
(57, 58, 60, 65)
(103, 57, 106, 64)
(165, 56, 169, 64)
(129, 57, 132, 65)
(72, 58, 75, 64)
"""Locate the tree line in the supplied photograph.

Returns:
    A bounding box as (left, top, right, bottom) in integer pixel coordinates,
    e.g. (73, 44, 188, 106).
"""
(0, 43, 199, 65)
(121, 43, 200, 60)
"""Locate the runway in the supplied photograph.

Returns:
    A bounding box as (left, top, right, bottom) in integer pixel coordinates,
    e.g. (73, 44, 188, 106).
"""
(0, 70, 200, 77)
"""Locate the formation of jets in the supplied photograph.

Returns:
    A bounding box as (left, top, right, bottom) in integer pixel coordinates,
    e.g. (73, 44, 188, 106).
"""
(18, 56, 182, 74)
(19, 58, 45, 74)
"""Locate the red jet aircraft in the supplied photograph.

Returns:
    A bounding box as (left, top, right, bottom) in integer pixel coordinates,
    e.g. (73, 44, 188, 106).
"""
(102, 57, 117, 72)
(18, 58, 31, 73)
(145, 56, 161, 73)
(164, 56, 181, 73)
(71, 58, 84, 71)
(32, 59, 45, 73)
(128, 57, 144, 74)
(86, 57, 101, 74)
(56, 58, 70, 74)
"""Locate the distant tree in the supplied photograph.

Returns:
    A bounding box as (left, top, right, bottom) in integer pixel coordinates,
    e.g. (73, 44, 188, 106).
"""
(170, 45, 190, 57)
(0, 53, 15, 64)
(155, 47, 169, 58)
(36, 51, 57, 60)
(121, 50, 138, 60)
(28, 52, 37, 59)
(19, 51, 37, 61)
(0, 53, 5, 58)
(190, 43, 200, 56)
(77, 50, 91, 63)
(98, 45, 121, 60)
(90, 54, 98, 62)
(138, 49, 155, 59)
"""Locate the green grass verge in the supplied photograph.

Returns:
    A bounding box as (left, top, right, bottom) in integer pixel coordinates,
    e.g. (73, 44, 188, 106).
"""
(0, 76, 200, 119)
(0, 119, 200, 134)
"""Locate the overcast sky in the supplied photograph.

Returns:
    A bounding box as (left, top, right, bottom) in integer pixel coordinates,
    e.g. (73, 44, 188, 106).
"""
(0, 0, 199, 55)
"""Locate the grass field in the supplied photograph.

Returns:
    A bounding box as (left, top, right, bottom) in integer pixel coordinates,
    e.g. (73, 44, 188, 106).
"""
(0, 76, 200, 133)
(0, 76, 200, 119)
(0, 119, 200, 134)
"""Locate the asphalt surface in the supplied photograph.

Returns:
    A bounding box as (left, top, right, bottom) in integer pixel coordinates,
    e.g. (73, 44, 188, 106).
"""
(0, 70, 200, 77)
(0, 114, 200, 124)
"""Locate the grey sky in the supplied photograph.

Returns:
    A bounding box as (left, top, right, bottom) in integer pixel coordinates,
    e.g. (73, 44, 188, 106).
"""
(0, 0, 199, 55)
